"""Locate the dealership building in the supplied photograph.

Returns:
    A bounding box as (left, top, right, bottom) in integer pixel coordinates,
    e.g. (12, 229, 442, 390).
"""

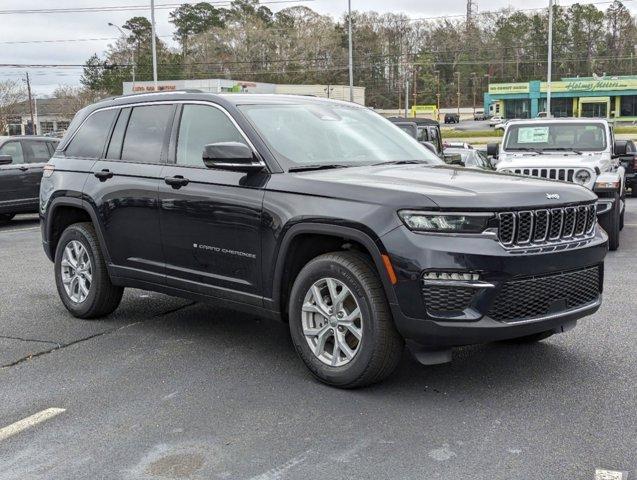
(123, 78, 366, 105)
(484, 75, 637, 120)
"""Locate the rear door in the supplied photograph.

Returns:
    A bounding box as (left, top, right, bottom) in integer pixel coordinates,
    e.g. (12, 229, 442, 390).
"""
(0, 140, 30, 211)
(158, 102, 266, 303)
(82, 104, 175, 284)
(21, 139, 54, 203)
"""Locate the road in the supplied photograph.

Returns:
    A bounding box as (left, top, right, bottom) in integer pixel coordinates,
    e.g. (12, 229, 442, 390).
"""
(0, 202, 635, 480)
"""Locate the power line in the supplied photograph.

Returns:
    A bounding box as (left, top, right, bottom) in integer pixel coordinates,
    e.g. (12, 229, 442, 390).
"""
(0, 0, 314, 15)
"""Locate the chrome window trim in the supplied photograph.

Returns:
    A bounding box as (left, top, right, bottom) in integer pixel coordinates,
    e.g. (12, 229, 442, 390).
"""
(62, 99, 267, 170)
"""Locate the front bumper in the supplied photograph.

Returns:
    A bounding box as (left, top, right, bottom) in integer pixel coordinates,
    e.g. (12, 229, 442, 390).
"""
(381, 225, 608, 347)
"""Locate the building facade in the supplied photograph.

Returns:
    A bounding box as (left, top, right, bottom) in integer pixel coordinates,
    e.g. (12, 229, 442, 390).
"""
(484, 75, 637, 120)
(122, 79, 366, 105)
(4, 98, 73, 136)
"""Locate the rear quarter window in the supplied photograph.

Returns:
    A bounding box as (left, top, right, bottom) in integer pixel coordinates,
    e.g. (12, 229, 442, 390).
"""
(65, 109, 118, 158)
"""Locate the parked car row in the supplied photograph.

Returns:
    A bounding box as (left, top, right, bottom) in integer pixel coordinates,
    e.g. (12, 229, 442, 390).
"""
(0, 136, 60, 223)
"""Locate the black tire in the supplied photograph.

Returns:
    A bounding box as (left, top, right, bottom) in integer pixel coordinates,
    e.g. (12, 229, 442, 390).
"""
(599, 193, 620, 251)
(501, 330, 554, 344)
(0, 213, 15, 224)
(54, 222, 123, 319)
(288, 251, 404, 388)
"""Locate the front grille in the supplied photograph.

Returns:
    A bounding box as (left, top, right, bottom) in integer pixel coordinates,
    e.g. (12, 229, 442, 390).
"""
(498, 204, 596, 247)
(512, 167, 576, 182)
(488, 266, 601, 322)
(423, 286, 475, 313)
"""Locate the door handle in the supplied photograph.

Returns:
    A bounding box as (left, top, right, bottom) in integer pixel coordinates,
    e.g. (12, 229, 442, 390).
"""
(18, 166, 29, 171)
(94, 169, 114, 181)
(164, 175, 189, 189)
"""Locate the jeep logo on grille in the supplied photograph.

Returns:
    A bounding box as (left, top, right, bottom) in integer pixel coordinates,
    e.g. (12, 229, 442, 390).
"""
(546, 193, 560, 200)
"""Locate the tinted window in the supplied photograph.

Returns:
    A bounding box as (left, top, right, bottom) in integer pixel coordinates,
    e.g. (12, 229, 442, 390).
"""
(176, 105, 246, 167)
(121, 105, 173, 163)
(23, 140, 52, 163)
(106, 108, 131, 160)
(65, 109, 117, 158)
(0, 141, 24, 164)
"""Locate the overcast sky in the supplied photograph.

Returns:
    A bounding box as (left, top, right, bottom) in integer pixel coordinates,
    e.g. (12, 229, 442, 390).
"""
(0, 0, 633, 96)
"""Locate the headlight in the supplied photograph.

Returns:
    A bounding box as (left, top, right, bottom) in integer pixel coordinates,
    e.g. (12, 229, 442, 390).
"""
(574, 169, 591, 185)
(398, 210, 493, 233)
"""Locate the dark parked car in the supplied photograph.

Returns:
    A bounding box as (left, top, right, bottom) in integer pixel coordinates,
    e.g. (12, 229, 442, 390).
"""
(615, 139, 637, 197)
(443, 147, 495, 170)
(0, 136, 59, 223)
(387, 117, 443, 155)
(41, 93, 607, 388)
(444, 113, 460, 124)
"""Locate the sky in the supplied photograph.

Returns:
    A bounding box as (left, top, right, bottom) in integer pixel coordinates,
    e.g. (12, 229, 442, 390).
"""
(0, 0, 634, 96)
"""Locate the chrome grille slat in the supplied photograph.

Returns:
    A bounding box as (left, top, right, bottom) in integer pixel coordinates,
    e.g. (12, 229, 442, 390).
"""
(498, 204, 596, 248)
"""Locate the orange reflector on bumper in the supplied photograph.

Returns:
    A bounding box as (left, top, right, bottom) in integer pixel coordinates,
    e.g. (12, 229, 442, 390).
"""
(381, 254, 398, 285)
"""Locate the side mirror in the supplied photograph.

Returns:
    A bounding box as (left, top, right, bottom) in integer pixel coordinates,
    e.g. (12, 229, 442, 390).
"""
(202, 142, 263, 173)
(486, 143, 499, 159)
(420, 141, 438, 155)
(613, 140, 627, 156)
(444, 153, 464, 166)
(0, 155, 12, 165)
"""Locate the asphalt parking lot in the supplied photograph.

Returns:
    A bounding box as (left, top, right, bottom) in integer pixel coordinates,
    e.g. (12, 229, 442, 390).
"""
(0, 203, 635, 480)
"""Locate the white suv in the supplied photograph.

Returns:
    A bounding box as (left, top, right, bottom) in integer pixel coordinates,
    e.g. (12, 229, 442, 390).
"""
(488, 118, 626, 250)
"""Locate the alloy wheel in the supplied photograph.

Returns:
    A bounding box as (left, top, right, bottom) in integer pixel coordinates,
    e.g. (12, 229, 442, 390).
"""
(61, 240, 93, 304)
(301, 277, 363, 367)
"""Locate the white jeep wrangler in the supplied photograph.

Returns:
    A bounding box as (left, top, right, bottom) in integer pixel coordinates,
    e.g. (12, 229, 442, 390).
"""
(488, 118, 626, 250)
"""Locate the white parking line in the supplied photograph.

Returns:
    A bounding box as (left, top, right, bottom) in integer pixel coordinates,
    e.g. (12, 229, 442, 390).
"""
(0, 408, 65, 442)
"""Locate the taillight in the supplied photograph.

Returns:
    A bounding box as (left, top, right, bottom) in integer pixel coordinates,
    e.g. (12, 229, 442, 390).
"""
(43, 164, 55, 178)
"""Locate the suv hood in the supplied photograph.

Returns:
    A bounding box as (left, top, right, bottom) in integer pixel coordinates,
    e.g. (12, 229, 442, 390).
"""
(292, 164, 597, 210)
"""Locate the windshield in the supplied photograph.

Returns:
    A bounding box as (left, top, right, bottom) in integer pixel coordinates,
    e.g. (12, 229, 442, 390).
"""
(239, 103, 442, 169)
(504, 122, 607, 152)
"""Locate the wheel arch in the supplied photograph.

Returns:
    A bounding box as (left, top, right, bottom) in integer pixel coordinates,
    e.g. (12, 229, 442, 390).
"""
(270, 222, 398, 320)
(45, 197, 111, 264)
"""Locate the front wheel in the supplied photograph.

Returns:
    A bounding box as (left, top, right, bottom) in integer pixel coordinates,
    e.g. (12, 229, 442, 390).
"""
(288, 251, 404, 388)
(54, 222, 123, 319)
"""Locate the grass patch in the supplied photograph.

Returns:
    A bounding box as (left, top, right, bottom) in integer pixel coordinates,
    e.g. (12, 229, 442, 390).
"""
(614, 126, 637, 134)
(441, 129, 503, 138)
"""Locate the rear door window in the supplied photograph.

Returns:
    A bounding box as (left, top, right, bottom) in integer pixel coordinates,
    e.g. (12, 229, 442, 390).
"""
(23, 140, 52, 163)
(65, 109, 118, 158)
(0, 141, 25, 164)
(121, 105, 173, 163)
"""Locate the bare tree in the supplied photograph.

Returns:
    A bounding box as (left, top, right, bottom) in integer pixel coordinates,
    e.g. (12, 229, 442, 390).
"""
(52, 85, 107, 118)
(0, 80, 28, 135)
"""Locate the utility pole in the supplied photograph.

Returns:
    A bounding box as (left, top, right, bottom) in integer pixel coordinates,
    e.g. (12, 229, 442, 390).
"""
(150, 0, 158, 90)
(434, 70, 441, 121)
(546, 0, 554, 118)
(25, 72, 35, 135)
(404, 67, 410, 117)
(347, 0, 354, 102)
(456, 71, 461, 116)
(412, 66, 418, 116)
(471, 72, 476, 114)
(466, 0, 477, 23)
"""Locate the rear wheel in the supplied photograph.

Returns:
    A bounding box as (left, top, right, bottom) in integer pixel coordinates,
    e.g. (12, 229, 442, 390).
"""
(54, 222, 123, 319)
(288, 251, 403, 388)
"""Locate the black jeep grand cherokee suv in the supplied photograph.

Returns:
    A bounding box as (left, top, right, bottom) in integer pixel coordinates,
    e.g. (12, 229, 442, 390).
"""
(41, 92, 607, 387)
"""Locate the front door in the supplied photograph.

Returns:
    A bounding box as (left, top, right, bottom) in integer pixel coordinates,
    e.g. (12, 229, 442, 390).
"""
(82, 104, 175, 283)
(159, 103, 267, 304)
(0, 140, 31, 213)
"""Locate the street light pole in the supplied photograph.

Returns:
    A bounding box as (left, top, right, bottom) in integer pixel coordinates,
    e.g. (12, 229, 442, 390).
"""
(434, 70, 440, 122)
(347, 0, 354, 102)
(150, 0, 158, 90)
(546, 0, 554, 118)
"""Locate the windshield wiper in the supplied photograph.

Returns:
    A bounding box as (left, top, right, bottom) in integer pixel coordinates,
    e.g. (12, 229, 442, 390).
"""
(544, 147, 583, 154)
(508, 147, 544, 154)
(371, 160, 427, 166)
(288, 163, 349, 172)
